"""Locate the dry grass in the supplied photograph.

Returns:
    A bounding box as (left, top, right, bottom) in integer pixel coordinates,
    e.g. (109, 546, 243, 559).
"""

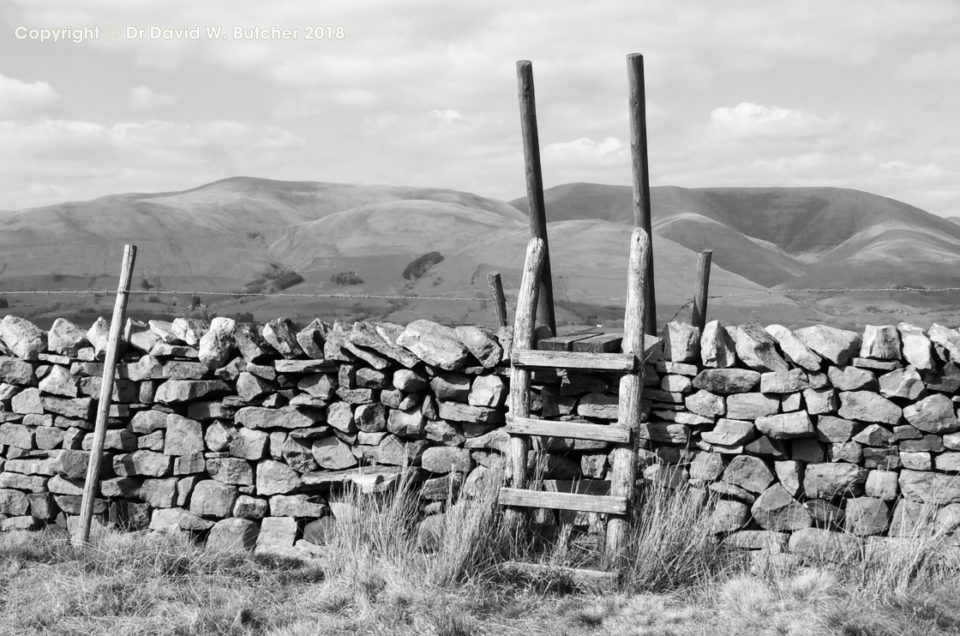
(4, 473, 960, 635)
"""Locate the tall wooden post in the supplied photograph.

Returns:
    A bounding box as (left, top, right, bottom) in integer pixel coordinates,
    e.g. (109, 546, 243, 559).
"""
(627, 53, 657, 335)
(605, 228, 648, 560)
(517, 60, 557, 338)
(691, 249, 713, 331)
(73, 244, 137, 546)
(487, 271, 508, 328)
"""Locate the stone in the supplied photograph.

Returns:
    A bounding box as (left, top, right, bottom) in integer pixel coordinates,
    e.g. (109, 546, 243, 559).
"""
(700, 320, 737, 368)
(803, 463, 867, 499)
(171, 318, 207, 347)
(163, 414, 204, 456)
(639, 423, 689, 444)
(154, 380, 230, 404)
(765, 324, 822, 371)
(387, 408, 425, 437)
(206, 457, 254, 485)
(139, 478, 178, 508)
(844, 497, 889, 536)
(793, 325, 861, 366)
(232, 495, 269, 519)
(755, 411, 813, 439)
(660, 374, 692, 393)
(662, 321, 699, 363)
(326, 402, 355, 434)
(788, 528, 861, 560)
(235, 406, 321, 430)
(862, 447, 902, 470)
(732, 323, 789, 372)
(437, 401, 504, 424)
(865, 470, 899, 501)
(802, 388, 837, 415)
(817, 416, 858, 443)
(81, 429, 137, 452)
(36, 426, 65, 450)
(928, 323, 960, 361)
(354, 403, 387, 433)
(897, 323, 934, 371)
(128, 329, 161, 354)
(827, 366, 877, 391)
(195, 318, 236, 369)
(899, 434, 943, 452)
(189, 480, 238, 518)
(256, 460, 301, 495)
(11, 387, 42, 414)
(454, 325, 503, 368)
(297, 374, 336, 401)
(791, 438, 825, 462)
(430, 373, 471, 402)
(711, 499, 750, 533)
(269, 494, 327, 517)
(577, 393, 619, 420)
(860, 325, 901, 360)
(113, 450, 173, 477)
(685, 390, 725, 417)
(349, 322, 421, 368)
(775, 461, 803, 497)
(396, 319, 471, 370)
(752, 484, 812, 531)
(174, 453, 206, 475)
(701, 419, 755, 446)
(259, 318, 304, 359)
(130, 409, 168, 435)
(421, 446, 473, 474)
(692, 369, 760, 395)
(725, 393, 779, 421)
(224, 428, 267, 462)
(760, 369, 809, 394)
(689, 452, 724, 481)
(903, 394, 957, 434)
(206, 518, 259, 551)
(312, 436, 358, 470)
(150, 507, 214, 532)
(0, 357, 33, 386)
(469, 375, 507, 407)
(935, 452, 960, 473)
(838, 391, 902, 425)
(234, 324, 273, 362)
(84, 317, 110, 359)
(722, 455, 774, 493)
(878, 367, 924, 400)
(393, 369, 428, 392)
(296, 319, 326, 359)
(852, 424, 895, 447)
(0, 422, 34, 449)
(830, 441, 862, 463)
(37, 365, 76, 398)
(48, 318, 87, 356)
(0, 315, 46, 360)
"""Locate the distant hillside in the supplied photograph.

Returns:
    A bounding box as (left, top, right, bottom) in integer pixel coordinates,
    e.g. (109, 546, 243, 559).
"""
(1, 177, 958, 329)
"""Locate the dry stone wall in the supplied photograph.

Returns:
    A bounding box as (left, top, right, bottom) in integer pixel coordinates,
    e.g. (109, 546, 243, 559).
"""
(2, 312, 960, 559)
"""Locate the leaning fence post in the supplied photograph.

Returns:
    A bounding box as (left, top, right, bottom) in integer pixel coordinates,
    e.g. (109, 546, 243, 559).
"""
(627, 53, 657, 335)
(487, 271, 508, 328)
(73, 244, 137, 546)
(691, 249, 713, 331)
(517, 60, 557, 337)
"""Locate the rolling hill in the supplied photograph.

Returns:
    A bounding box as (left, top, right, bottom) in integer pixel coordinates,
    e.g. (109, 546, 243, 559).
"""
(0, 177, 956, 329)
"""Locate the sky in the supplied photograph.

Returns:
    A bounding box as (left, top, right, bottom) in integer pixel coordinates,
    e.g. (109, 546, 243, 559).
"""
(0, 0, 958, 217)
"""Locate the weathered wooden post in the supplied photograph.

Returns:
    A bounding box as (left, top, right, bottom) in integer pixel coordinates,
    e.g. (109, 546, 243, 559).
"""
(517, 60, 557, 338)
(691, 249, 713, 331)
(73, 244, 137, 546)
(487, 271, 508, 328)
(627, 53, 657, 335)
(605, 228, 649, 559)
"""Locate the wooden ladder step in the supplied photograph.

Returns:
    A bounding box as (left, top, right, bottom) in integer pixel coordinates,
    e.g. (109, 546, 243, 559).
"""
(512, 349, 638, 372)
(536, 331, 601, 351)
(501, 561, 617, 590)
(499, 487, 628, 515)
(571, 333, 623, 352)
(506, 415, 630, 443)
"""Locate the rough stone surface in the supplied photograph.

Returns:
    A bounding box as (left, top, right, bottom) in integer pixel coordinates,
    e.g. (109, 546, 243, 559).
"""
(755, 412, 813, 440)
(312, 436, 358, 470)
(844, 497, 889, 536)
(0, 316, 47, 360)
(723, 455, 775, 493)
(700, 320, 737, 368)
(163, 414, 204, 456)
(903, 394, 958, 434)
(838, 391, 902, 425)
(788, 528, 861, 559)
(725, 393, 779, 421)
(206, 518, 259, 551)
(189, 480, 238, 518)
(828, 366, 877, 391)
(396, 320, 471, 371)
(878, 367, 924, 400)
(711, 499, 750, 533)
(928, 323, 960, 361)
(692, 369, 761, 395)
(766, 325, 822, 371)
(804, 463, 868, 499)
(261, 318, 305, 359)
(793, 325, 861, 366)
(236, 406, 320, 430)
(48, 318, 87, 356)
(256, 460, 301, 496)
(897, 323, 934, 371)
(454, 326, 503, 368)
(860, 325, 901, 360)
(751, 484, 812, 531)
(732, 323, 789, 372)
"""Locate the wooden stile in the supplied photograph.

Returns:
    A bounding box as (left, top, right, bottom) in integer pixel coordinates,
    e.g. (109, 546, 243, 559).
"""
(73, 244, 137, 546)
(517, 60, 557, 338)
(627, 53, 657, 335)
(692, 249, 713, 331)
(512, 349, 638, 372)
(487, 271, 509, 328)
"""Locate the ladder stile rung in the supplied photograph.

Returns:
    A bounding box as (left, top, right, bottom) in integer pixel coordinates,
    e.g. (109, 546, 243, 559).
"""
(498, 487, 628, 515)
(512, 349, 638, 372)
(505, 415, 631, 443)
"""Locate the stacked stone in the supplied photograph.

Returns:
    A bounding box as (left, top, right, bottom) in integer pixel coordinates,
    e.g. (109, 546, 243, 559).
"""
(650, 319, 960, 557)
(0, 314, 508, 553)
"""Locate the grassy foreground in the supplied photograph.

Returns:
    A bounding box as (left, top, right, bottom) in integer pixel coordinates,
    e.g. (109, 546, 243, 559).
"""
(2, 476, 960, 635)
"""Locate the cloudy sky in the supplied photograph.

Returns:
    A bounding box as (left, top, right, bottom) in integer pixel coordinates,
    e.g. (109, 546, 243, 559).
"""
(1, 0, 958, 216)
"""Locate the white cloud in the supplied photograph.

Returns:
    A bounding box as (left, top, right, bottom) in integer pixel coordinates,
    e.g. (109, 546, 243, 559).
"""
(129, 85, 176, 109)
(878, 160, 943, 180)
(0, 74, 59, 118)
(709, 103, 840, 139)
(544, 136, 626, 164)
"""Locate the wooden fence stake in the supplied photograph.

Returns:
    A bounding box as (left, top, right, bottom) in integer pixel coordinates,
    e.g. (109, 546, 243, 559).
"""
(73, 244, 137, 546)
(627, 53, 657, 335)
(691, 249, 713, 331)
(487, 271, 508, 328)
(517, 60, 557, 338)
